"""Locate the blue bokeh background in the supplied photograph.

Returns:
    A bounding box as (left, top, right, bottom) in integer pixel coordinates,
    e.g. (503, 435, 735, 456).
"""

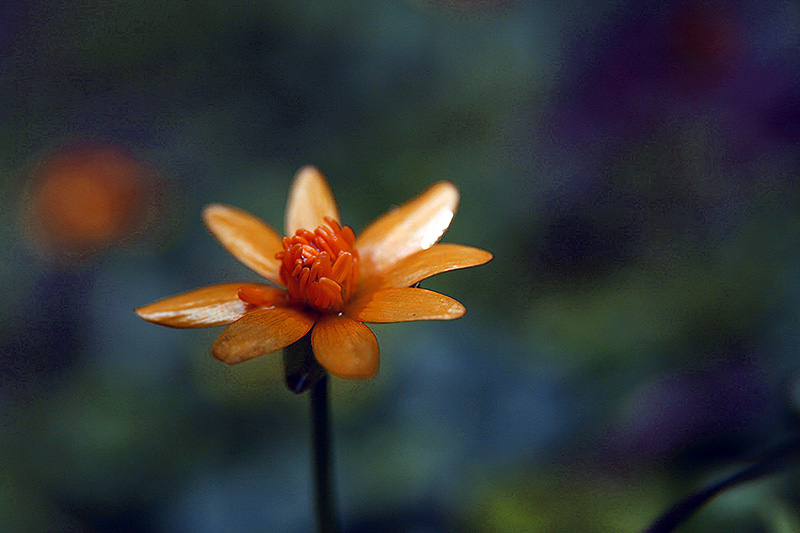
(3, 1, 800, 531)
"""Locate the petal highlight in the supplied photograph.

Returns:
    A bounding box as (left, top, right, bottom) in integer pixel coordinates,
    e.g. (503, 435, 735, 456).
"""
(356, 181, 459, 278)
(212, 306, 315, 364)
(135, 283, 265, 328)
(311, 314, 379, 379)
(203, 204, 284, 284)
(347, 287, 466, 323)
(357, 243, 493, 295)
(285, 166, 340, 235)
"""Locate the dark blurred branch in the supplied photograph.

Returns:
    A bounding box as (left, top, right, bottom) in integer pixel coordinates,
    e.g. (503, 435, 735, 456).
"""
(644, 434, 800, 533)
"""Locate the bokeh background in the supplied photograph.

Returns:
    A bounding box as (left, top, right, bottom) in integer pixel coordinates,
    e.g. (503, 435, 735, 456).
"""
(3, 1, 800, 531)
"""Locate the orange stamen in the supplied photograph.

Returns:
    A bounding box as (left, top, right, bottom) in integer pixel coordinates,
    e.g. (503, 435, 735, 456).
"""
(275, 217, 359, 312)
(238, 285, 280, 306)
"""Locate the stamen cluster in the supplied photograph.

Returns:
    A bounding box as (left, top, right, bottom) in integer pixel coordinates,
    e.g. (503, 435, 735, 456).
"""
(274, 217, 359, 312)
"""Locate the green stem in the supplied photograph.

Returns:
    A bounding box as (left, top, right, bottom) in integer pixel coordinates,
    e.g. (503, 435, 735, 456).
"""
(311, 374, 340, 533)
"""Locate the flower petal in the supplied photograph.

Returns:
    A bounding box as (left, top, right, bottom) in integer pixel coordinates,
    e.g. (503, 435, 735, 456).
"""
(203, 204, 284, 284)
(357, 243, 493, 295)
(135, 283, 271, 328)
(311, 314, 379, 379)
(285, 166, 340, 235)
(212, 306, 315, 364)
(347, 287, 466, 323)
(355, 181, 459, 278)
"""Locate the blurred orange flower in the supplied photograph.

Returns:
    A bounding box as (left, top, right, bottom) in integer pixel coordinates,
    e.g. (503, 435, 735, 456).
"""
(22, 142, 158, 261)
(136, 167, 491, 379)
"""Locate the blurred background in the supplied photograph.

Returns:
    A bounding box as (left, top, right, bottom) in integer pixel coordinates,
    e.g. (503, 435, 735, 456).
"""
(2, 0, 800, 531)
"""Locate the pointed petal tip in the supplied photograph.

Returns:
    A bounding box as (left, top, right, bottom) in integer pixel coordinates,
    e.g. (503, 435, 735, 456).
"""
(430, 180, 460, 208)
(295, 165, 322, 177)
(331, 364, 379, 380)
(211, 344, 234, 364)
(328, 362, 379, 379)
(441, 298, 466, 320)
(211, 335, 253, 365)
(211, 343, 246, 365)
(435, 179, 459, 197)
(134, 301, 157, 320)
(446, 245, 493, 266)
(201, 203, 231, 225)
(476, 248, 494, 265)
(323, 353, 379, 379)
(134, 306, 159, 322)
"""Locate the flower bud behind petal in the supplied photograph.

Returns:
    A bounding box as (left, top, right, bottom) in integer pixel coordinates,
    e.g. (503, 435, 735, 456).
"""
(283, 334, 326, 394)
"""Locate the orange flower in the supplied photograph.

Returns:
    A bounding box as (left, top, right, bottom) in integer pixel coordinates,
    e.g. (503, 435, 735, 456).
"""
(21, 142, 158, 262)
(135, 167, 492, 379)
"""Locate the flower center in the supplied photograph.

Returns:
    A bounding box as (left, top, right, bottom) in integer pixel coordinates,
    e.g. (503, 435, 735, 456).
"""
(273, 216, 359, 312)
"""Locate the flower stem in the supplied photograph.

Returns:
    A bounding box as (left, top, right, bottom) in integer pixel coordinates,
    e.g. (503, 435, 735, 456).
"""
(644, 434, 800, 533)
(311, 374, 340, 533)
